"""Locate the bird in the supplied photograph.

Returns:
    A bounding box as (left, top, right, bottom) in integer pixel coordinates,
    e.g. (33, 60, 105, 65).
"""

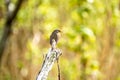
(50, 29, 61, 50)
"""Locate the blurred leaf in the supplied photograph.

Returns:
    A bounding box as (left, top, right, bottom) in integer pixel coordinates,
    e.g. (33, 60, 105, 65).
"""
(80, 25, 96, 43)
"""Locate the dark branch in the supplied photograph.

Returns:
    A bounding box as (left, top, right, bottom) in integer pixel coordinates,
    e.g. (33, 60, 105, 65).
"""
(56, 56, 61, 80)
(0, 0, 23, 64)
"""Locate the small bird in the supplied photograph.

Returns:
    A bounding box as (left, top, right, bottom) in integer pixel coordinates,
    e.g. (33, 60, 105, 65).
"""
(50, 29, 61, 50)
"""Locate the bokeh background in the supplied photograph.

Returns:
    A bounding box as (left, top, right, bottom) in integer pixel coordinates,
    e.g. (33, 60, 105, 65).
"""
(0, 0, 120, 80)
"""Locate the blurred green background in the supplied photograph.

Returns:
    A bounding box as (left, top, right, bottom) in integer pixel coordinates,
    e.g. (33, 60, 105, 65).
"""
(0, 0, 120, 80)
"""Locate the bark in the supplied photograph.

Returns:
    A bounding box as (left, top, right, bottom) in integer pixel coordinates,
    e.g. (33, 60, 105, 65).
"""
(36, 48, 62, 80)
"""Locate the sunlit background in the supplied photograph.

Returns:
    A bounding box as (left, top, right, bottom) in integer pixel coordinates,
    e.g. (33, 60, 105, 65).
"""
(0, 0, 120, 80)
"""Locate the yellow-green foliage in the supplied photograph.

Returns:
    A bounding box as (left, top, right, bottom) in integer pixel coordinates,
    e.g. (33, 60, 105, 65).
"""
(0, 0, 120, 80)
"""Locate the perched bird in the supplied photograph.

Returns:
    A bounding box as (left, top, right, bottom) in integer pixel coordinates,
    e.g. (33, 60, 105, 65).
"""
(50, 29, 61, 50)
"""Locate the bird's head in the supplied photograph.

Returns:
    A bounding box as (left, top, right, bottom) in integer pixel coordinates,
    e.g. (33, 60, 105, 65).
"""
(53, 29, 61, 33)
(52, 29, 61, 39)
